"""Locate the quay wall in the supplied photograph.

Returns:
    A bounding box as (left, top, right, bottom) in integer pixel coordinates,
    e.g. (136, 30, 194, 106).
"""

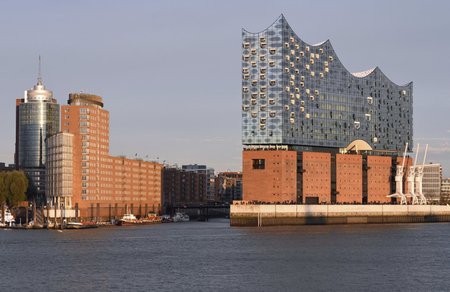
(230, 204, 450, 226)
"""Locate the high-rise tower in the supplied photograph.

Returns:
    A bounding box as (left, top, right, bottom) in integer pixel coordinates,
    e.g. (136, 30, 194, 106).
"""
(15, 60, 60, 201)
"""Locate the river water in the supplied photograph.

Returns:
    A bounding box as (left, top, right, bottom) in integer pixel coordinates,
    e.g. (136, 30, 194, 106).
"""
(1, 220, 449, 291)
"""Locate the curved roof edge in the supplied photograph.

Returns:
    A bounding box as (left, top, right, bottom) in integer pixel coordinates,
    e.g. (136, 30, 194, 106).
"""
(242, 14, 285, 34)
(351, 67, 377, 78)
(243, 15, 413, 87)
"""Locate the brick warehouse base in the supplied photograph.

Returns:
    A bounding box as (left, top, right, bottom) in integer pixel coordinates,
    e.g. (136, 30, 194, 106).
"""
(230, 204, 450, 226)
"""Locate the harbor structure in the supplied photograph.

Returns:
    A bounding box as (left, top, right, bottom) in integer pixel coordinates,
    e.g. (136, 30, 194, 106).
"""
(15, 65, 60, 202)
(45, 93, 162, 221)
(240, 15, 414, 204)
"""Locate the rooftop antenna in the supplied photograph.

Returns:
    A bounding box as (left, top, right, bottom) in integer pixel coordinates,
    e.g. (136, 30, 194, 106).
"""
(37, 55, 43, 85)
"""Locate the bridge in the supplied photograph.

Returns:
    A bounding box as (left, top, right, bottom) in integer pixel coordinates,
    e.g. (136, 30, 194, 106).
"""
(165, 204, 230, 221)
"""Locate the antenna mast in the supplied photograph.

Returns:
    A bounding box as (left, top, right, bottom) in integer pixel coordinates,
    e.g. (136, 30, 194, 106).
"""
(37, 55, 42, 85)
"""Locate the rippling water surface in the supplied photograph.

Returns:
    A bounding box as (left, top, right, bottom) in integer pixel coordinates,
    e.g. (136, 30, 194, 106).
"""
(1, 220, 450, 291)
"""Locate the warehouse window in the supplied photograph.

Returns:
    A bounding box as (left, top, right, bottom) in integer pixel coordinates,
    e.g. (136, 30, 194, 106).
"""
(252, 159, 265, 170)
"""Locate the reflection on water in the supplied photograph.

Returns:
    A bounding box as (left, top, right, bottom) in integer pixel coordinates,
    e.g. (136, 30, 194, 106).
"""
(1, 220, 450, 291)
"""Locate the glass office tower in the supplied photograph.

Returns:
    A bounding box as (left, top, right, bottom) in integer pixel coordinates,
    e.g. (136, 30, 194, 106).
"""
(16, 78, 60, 198)
(241, 15, 413, 152)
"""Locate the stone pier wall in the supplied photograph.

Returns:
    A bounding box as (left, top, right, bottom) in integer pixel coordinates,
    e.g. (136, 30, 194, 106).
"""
(230, 204, 450, 226)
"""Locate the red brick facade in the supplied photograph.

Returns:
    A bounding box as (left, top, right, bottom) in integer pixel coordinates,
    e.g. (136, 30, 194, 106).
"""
(243, 150, 297, 203)
(302, 152, 331, 204)
(336, 154, 362, 203)
(243, 149, 411, 205)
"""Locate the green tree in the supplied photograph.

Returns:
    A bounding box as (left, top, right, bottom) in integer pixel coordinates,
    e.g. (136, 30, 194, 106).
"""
(5, 171, 28, 208)
(0, 172, 7, 224)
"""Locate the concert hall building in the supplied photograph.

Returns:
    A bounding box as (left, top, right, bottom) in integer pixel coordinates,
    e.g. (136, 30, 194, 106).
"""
(241, 15, 413, 204)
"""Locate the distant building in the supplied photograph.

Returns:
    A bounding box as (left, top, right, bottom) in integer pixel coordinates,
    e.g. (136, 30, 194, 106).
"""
(0, 162, 15, 171)
(162, 167, 207, 207)
(15, 76, 60, 201)
(182, 164, 215, 201)
(422, 164, 442, 204)
(215, 172, 242, 203)
(441, 178, 450, 204)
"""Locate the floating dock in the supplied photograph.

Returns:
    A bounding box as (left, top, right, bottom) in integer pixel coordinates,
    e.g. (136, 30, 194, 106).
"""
(230, 204, 450, 226)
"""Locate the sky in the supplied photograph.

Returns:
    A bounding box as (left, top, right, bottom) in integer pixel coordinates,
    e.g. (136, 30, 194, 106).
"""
(0, 0, 449, 176)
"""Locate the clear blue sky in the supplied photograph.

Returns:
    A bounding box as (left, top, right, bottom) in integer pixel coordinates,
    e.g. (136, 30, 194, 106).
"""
(0, 0, 449, 176)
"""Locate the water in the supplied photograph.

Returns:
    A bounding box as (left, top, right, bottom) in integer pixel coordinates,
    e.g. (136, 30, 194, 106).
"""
(1, 220, 450, 291)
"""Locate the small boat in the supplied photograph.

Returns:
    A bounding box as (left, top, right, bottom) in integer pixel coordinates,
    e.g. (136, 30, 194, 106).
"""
(66, 221, 98, 229)
(161, 214, 173, 223)
(116, 213, 139, 226)
(140, 212, 162, 224)
(173, 212, 189, 222)
(0, 210, 15, 227)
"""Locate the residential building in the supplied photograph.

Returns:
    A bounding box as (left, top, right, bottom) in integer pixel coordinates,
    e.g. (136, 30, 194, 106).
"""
(45, 93, 162, 220)
(182, 164, 215, 201)
(162, 166, 207, 207)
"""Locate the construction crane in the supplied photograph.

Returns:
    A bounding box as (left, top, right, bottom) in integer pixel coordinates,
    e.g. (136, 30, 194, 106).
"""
(408, 144, 420, 204)
(415, 144, 428, 205)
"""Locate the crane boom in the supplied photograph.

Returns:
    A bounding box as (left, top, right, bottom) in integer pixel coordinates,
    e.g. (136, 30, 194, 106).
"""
(401, 142, 408, 169)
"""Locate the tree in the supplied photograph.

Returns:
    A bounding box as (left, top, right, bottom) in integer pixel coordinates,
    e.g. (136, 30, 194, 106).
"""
(0, 171, 29, 223)
(0, 172, 7, 224)
(5, 171, 28, 208)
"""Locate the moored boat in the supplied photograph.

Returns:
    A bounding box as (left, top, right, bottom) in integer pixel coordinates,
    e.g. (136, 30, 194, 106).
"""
(141, 212, 162, 224)
(116, 213, 139, 226)
(0, 210, 15, 227)
(66, 221, 98, 229)
(173, 212, 189, 222)
(161, 214, 173, 223)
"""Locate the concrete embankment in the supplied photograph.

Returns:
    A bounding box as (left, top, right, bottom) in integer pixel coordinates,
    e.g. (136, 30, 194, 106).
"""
(230, 204, 450, 226)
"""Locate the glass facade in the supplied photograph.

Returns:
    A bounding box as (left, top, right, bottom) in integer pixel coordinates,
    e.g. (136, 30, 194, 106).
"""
(242, 15, 413, 152)
(16, 81, 60, 195)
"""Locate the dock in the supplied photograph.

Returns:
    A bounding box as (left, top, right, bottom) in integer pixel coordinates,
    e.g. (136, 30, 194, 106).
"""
(230, 204, 450, 226)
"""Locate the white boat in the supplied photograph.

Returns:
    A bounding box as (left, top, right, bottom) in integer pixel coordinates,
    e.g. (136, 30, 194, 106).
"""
(0, 210, 15, 226)
(116, 213, 138, 226)
(173, 212, 189, 222)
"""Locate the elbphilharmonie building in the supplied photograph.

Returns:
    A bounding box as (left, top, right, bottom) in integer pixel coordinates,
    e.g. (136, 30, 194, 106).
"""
(241, 15, 414, 204)
(242, 15, 412, 152)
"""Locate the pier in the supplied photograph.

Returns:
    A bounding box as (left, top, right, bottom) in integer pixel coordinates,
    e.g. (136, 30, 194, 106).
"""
(230, 204, 450, 226)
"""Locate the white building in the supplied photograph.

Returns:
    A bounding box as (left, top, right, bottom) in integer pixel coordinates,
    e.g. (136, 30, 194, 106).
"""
(422, 164, 442, 203)
(441, 178, 450, 204)
(45, 132, 74, 209)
